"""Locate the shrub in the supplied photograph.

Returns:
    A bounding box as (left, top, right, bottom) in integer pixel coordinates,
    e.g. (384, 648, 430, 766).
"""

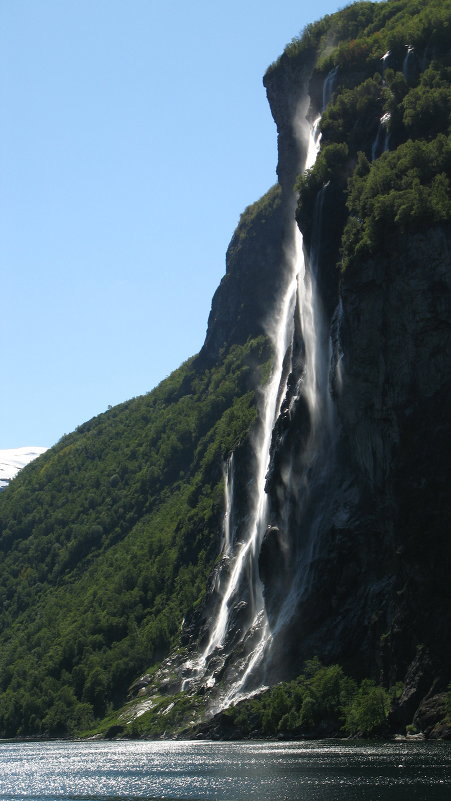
(342, 679, 391, 736)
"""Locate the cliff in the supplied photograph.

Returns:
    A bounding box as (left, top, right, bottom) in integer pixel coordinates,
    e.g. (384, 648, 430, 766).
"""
(184, 0, 451, 734)
(252, 0, 451, 729)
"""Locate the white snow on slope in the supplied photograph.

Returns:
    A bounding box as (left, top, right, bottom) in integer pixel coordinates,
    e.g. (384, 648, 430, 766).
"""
(0, 447, 48, 490)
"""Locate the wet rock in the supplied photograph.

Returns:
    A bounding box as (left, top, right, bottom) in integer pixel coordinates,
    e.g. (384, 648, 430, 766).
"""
(258, 526, 288, 623)
(227, 600, 249, 640)
(128, 674, 152, 698)
(258, 526, 283, 585)
(414, 693, 450, 739)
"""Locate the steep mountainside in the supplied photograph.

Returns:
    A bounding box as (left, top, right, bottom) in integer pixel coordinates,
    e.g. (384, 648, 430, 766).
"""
(0, 0, 450, 739)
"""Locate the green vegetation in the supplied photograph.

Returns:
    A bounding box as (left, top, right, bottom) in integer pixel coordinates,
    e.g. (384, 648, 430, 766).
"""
(0, 0, 448, 742)
(0, 337, 270, 737)
(228, 184, 282, 258)
(220, 659, 403, 738)
(124, 692, 206, 739)
(341, 136, 451, 268)
(292, 0, 451, 270)
(275, 0, 450, 78)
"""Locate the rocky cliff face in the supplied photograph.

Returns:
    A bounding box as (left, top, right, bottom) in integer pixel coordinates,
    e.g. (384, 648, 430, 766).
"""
(336, 223, 451, 704)
(263, 221, 451, 694)
(185, 0, 451, 728)
(199, 47, 317, 369)
(199, 184, 289, 367)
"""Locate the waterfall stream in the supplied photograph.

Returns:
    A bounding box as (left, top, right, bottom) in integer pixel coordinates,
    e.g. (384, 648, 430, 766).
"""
(181, 100, 334, 709)
(322, 67, 338, 110)
(187, 258, 300, 702)
(267, 178, 337, 646)
(222, 454, 235, 557)
(403, 45, 419, 84)
(372, 112, 391, 161)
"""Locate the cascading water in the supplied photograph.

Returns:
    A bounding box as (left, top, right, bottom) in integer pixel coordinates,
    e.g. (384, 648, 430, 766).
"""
(223, 114, 328, 706)
(267, 200, 337, 646)
(223, 454, 235, 557)
(322, 66, 339, 110)
(372, 112, 391, 161)
(182, 252, 301, 703)
(182, 92, 335, 710)
(403, 45, 419, 84)
(380, 50, 391, 75)
(372, 44, 420, 161)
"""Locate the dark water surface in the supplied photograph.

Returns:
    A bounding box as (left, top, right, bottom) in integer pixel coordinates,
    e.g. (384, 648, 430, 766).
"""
(0, 739, 449, 801)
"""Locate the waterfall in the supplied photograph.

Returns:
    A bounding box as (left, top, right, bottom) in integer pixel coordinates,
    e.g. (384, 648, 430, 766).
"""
(403, 45, 419, 85)
(322, 66, 339, 110)
(371, 112, 391, 160)
(223, 454, 234, 556)
(403, 45, 414, 76)
(198, 262, 299, 703)
(299, 187, 332, 426)
(332, 297, 345, 396)
(180, 242, 300, 699)
(218, 113, 326, 705)
(380, 50, 391, 75)
(300, 107, 332, 414)
(182, 95, 333, 709)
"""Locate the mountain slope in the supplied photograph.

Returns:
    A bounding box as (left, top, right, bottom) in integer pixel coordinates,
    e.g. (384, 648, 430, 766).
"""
(0, 339, 269, 736)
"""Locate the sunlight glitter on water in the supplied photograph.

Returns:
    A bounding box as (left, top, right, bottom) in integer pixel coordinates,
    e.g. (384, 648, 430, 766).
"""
(0, 740, 450, 801)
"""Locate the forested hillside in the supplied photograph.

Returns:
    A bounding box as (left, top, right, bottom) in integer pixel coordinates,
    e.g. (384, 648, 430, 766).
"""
(0, 333, 270, 736)
(0, 0, 450, 739)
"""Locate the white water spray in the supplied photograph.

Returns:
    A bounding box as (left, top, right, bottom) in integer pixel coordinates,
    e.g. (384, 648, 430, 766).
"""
(381, 50, 391, 75)
(223, 454, 235, 556)
(372, 112, 391, 161)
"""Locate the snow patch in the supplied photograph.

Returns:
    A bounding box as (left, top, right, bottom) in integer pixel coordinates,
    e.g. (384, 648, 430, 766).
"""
(0, 447, 47, 489)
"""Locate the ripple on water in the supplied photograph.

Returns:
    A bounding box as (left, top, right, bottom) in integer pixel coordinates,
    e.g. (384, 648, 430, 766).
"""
(0, 739, 449, 801)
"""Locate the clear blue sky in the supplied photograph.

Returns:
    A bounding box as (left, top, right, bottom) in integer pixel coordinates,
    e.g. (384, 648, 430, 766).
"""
(2, 0, 348, 449)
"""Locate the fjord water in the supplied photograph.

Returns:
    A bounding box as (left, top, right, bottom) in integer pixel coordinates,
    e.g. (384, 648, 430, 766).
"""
(0, 740, 450, 801)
